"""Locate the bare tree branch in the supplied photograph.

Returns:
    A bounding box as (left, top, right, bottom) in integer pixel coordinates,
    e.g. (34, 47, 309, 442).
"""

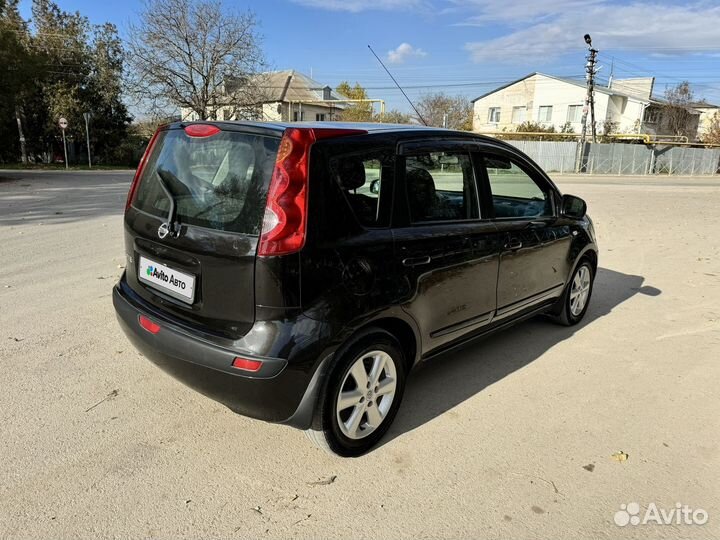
(660, 82, 698, 139)
(126, 0, 266, 120)
(415, 93, 474, 130)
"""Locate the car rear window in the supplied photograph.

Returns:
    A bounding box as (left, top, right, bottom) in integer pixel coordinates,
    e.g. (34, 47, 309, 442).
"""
(133, 128, 280, 234)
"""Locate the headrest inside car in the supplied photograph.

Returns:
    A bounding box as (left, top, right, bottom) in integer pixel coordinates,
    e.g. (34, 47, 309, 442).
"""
(335, 158, 366, 191)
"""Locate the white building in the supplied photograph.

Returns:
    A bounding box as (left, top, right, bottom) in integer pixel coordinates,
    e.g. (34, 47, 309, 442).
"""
(181, 70, 346, 123)
(693, 102, 720, 139)
(472, 72, 655, 134)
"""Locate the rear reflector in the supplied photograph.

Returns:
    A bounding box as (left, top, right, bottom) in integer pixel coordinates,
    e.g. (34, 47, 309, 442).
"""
(138, 315, 161, 334)
(232, 357, 263, 372)
(184, 124, 220, 138)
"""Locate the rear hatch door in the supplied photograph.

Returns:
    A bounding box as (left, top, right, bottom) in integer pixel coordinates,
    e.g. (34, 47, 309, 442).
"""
(124, 123, 281, 339)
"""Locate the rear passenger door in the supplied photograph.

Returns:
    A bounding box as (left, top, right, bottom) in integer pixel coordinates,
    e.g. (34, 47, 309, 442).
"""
(299, 138, 400, 325)
(393, 140, 502, 354)
(478, 150, 572, 316)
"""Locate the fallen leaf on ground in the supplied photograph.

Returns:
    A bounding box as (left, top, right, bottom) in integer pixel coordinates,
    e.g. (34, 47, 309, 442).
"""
(611, 451, 629, 462)
(307, 475, 337, 486)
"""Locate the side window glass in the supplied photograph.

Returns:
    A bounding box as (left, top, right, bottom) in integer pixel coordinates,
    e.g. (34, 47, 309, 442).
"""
(483, 155, 553, 219)
(331, 152, 391, 228)
(405, 152, 479, 223)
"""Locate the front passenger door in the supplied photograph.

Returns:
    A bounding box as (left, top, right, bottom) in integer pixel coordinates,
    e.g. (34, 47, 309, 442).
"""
(480, 152, 572, 317)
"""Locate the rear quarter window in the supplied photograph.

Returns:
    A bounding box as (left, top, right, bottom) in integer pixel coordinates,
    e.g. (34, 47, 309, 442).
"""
(328, 149, 394, 228)
(133, 128, 280, 234)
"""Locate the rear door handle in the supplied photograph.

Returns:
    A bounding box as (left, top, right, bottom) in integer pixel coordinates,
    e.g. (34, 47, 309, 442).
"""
(402, 255, 431, 267)
(504, 239, 523, 250)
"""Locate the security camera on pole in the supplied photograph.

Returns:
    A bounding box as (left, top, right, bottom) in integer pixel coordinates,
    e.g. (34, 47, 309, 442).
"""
(575, 34, 599, 172)
(59, 117, 69, 170)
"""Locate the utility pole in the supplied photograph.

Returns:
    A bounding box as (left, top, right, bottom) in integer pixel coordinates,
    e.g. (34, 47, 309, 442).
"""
(575, 34, 599, 172)
(83, 112, 92, 168)
(15, 107, 27, 164)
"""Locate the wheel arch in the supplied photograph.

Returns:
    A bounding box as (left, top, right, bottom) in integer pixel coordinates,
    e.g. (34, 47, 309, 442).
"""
(364, 316, 419, 373)
(581, 247, 598, 274)
(281, 313, 420, 430)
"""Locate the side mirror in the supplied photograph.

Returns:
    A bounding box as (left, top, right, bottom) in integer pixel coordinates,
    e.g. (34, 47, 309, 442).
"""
(369, 178, 380, 194)
(561, 194, 586, 218)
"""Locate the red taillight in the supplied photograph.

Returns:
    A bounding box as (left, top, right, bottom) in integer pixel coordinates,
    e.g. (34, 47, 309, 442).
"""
(138, 315, 161, 334)
(231, 357, 263, 372)
(258, 127, 366, 257)
(184, 124, 220, 138)
(126, 128, 161, 211)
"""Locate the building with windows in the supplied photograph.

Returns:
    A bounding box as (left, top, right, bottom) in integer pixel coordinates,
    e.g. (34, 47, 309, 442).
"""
(472, 72, 656, 135)
(180, 70, 346, 123)
(691, 102, 720, 139)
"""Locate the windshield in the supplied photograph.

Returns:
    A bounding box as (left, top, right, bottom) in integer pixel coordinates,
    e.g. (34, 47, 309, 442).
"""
(133, 128, 280, 234)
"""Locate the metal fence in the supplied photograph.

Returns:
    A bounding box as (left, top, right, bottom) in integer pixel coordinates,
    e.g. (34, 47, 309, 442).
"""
(504, 140, 720, 175)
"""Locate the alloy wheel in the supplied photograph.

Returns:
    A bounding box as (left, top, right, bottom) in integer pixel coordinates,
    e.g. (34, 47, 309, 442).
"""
(569, 265, 591, 316)
(335, 350, 397, 440)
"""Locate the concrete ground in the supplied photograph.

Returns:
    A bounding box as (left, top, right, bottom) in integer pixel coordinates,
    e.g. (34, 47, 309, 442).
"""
(1, 170, 718, 539)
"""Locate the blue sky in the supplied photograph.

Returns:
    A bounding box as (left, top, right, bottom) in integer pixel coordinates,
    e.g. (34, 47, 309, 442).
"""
(18, 0, 720, 114)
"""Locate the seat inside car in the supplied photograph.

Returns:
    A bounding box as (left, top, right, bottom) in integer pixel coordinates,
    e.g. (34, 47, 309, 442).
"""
(335, 157, 377, 225)
(407, 167, 460, 221)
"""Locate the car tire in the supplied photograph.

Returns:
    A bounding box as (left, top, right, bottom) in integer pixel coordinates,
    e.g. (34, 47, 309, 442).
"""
(306, 329, 407, 457)
(552, 259, 594, 326)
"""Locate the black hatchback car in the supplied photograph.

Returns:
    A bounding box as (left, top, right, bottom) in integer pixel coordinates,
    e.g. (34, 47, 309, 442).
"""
(114, 121, 597, 456)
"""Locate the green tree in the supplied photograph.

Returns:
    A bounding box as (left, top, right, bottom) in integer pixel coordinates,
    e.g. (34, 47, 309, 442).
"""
(30, 0, 92, 159)
(84, 23, 132, 163)
(0, 0, 36, 162)
(5, 0, 131, 164)
(336, 81, 373, 122)
(497, 121, 557, 141)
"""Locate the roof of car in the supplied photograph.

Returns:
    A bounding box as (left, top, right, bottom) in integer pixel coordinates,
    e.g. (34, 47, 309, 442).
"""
(166, 120, 518, 150)
(173, 120, 469, 134)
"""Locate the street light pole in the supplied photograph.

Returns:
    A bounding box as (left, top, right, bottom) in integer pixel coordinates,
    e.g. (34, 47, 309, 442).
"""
(83, 112, 92, 168)
(575, 34, 599, 172)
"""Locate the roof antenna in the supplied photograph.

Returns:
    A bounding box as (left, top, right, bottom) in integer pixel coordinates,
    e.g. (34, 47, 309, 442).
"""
(367, 44, 427, 126)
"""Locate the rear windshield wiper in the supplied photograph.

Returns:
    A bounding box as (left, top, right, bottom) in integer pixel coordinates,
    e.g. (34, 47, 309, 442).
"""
(156, 169, 181, 238)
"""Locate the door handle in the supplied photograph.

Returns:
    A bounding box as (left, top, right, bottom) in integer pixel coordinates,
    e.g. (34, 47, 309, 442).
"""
(528, 220, 548, 228)
(402, 255, 431, 267)
(504, 239, 523, 250)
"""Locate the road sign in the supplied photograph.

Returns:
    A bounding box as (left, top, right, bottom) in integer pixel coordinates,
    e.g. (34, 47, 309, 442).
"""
(59, 117, 68, 129)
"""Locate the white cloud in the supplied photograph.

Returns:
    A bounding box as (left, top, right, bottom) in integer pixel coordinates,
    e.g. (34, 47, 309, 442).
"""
(387, 43, 427, 64)
(291, 0, 426, 12)
(461, 1, 720, 63)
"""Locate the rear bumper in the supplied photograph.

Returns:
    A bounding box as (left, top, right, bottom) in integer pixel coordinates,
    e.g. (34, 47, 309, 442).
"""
(113, 283, 325, 426)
